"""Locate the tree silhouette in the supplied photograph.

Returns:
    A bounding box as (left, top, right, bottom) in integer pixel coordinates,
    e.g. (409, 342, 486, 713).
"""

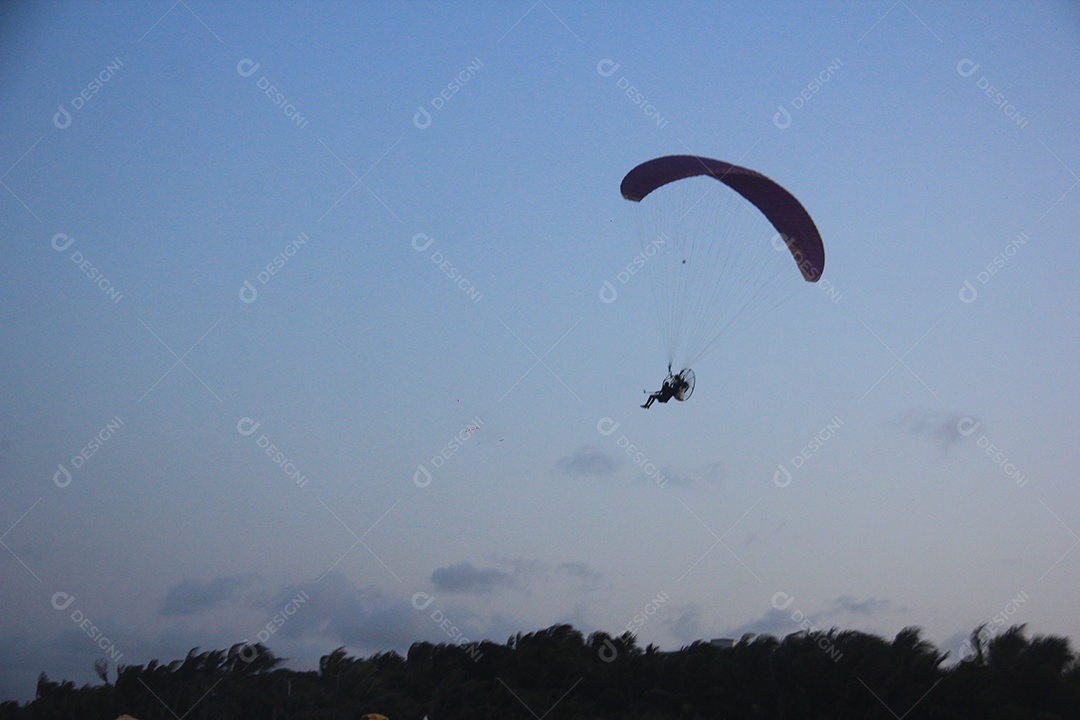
(2, 623, 1078, 719)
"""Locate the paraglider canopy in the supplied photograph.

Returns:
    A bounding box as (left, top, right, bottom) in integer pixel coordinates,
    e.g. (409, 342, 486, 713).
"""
(621, 155, 824, 282)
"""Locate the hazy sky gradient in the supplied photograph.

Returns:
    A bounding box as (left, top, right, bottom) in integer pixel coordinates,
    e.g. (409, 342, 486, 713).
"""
(2, 0, 1078, 703)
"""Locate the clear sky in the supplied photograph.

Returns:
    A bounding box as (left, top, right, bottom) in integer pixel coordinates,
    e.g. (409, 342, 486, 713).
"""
(2, 0, 1078, 703)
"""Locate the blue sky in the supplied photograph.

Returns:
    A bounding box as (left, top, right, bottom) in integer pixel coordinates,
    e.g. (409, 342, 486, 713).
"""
(2, 0, 1078, 702)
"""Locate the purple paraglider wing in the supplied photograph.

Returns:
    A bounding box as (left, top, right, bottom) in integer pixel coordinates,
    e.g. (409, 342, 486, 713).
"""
(620, 155, 824, 281)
